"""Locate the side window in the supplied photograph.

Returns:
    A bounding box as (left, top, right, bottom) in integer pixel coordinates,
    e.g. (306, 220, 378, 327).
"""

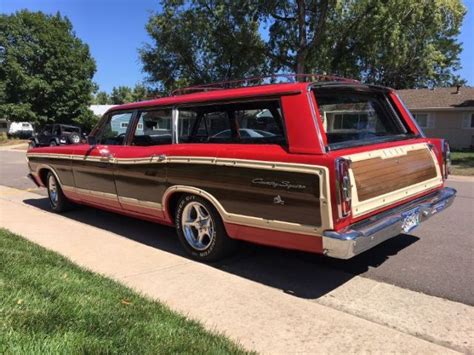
(53, 125, 61, 136)
(132, 109, 172, 146)
(96, 112, 134, 145)
(178, 108, 230, 143)
(234, 106, 284, 141)
(42, 125, 52, 136)
(177, 100, 285, 144)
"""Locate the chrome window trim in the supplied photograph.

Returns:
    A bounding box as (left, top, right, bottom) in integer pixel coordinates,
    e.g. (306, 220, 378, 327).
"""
(306, 91, 326, 152)
(394, 92, 426, 138)
(172, 107, 179, 144)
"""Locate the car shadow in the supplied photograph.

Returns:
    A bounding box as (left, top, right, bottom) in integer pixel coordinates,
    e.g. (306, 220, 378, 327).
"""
(23, 197, 419, 300)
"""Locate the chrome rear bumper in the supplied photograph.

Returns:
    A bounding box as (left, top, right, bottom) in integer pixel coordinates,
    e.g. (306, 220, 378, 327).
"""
(322, 187, 456, 259)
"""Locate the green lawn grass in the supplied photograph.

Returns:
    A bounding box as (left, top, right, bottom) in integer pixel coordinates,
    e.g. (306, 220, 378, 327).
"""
(0, 229, 249, 354)
(450, 151, 474, 176)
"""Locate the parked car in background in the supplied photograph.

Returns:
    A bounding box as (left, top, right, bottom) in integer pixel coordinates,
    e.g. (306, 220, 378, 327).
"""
(30, 124, 82, 147)
(26, 75, 456, 261)
(8, 122, 34, 138)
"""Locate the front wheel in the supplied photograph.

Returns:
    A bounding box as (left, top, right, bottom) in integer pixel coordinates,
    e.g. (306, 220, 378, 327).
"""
(46, 172, 73, 212)
(176, 195, 237, 261)
(49, 140, 57, 147)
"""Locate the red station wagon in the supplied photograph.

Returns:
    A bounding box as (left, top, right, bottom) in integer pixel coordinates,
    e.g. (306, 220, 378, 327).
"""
(26, 75, 456, 261)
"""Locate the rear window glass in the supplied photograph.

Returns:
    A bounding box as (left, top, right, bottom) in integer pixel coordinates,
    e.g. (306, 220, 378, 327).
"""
(177, 100, 285, 145)
(314, 89, 411, 149)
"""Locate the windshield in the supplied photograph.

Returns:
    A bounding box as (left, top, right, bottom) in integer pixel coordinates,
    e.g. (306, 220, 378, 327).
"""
(313, 88, 412, 149)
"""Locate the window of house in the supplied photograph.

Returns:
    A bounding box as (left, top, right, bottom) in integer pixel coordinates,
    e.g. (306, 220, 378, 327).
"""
(177, 100, 285, 144)
(132, 109, 172, 146)
(462, 113, 474, 129)
(413, 113, 429, 128)
(0, 122, 8, 129)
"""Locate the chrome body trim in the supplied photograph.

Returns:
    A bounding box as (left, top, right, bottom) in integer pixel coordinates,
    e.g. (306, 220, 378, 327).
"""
(118, 196, 162, 210)
(162, 185, 327, 236)
(322, 187, 456, 259)
(27, 153, 334, 230)
(306, 91, 326, 152)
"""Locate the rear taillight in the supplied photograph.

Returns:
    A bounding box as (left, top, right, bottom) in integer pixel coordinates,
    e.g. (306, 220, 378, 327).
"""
(336, 158, 352, 219)
(442, 140, 451, 179)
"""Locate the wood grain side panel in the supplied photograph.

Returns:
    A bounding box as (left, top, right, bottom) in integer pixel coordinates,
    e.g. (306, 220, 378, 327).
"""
(27, 157, 75, 186)
(166, 164, 322, 226)
(352, 149, 437, 202)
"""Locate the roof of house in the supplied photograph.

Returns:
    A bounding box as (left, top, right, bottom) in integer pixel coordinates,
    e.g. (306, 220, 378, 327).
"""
(90, 105, 117, 116)
(397, 87, 474, 109)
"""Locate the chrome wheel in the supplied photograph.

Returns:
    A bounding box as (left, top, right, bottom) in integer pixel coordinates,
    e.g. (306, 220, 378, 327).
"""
(181, 201, 215, 251)
(48, 175, 58, 207)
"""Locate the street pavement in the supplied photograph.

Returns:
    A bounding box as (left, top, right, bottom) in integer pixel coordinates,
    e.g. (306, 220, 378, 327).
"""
(1, 185, 472, 353)
(1, 148, 473, 306)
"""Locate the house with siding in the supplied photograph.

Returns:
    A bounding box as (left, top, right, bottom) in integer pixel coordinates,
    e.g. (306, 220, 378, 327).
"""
(398, 86, 474, 149)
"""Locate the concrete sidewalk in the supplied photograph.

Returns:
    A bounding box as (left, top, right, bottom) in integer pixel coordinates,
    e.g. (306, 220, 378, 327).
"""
(1, 185, 472, 354)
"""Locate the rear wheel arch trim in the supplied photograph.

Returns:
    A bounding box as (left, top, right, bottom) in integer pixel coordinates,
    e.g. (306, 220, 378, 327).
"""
(163, 186, 229, 224)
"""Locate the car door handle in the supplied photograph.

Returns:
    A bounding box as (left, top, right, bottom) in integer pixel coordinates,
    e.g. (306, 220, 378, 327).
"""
(152, 154, 167, 162)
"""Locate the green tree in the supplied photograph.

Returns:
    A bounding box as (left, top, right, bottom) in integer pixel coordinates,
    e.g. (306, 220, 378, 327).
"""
(132, 83, 152, 102)
(141, 0, 465, 90)
(94, 91, 110, 105)
(317, 0, 467, 88)
(140, 0, 267, 92)
(0, 11, 96, 126)
(263, 0, 334, 75)
(110, 86, 134, 104)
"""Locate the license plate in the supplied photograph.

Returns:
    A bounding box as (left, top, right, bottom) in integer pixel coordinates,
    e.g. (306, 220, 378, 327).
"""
(401, 207, 421, 233)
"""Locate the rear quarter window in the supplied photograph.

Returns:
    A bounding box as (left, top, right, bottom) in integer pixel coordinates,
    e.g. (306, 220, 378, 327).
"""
(177, 100, 286, 145)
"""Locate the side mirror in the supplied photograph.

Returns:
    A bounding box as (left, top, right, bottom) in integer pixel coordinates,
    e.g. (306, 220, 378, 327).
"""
(87, 136, 97, 146)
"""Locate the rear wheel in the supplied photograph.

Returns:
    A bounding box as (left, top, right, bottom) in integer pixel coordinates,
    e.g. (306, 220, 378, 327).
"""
(49, 140, 57, 147)
(176, 195, 236, 261)
(46, 172, 73, 212)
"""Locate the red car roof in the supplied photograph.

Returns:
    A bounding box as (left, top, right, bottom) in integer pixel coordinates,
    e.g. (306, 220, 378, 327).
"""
(108, 82, 310, 113)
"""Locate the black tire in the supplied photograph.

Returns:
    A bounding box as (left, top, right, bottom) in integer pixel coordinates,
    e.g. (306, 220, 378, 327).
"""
(29, 140, 36, 148)
(176, 194, 237, 262)
(49, 140, 58, 146)
(46, 172, 73, 212)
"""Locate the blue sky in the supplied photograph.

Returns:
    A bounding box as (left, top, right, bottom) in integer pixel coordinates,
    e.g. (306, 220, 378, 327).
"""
(2, 0, 473, 92)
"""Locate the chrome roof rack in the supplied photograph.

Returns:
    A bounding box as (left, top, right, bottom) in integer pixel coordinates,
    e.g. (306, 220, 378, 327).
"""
(171, 73, 359, 96)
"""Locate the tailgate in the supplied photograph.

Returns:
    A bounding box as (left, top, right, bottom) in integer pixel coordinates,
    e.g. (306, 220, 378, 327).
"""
(347, 143, 443, 217)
